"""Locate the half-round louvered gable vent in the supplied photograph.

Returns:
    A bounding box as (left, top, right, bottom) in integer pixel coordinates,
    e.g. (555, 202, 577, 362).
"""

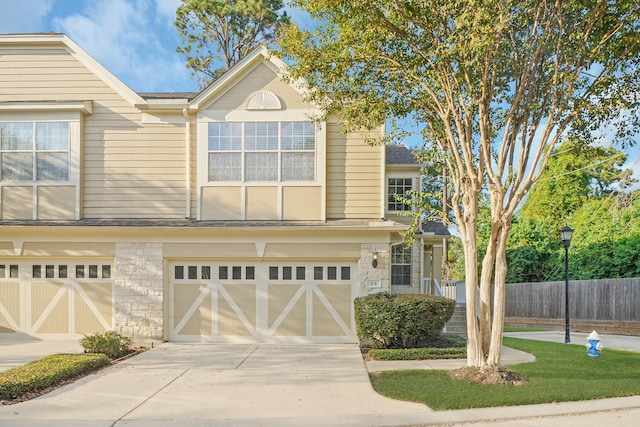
(244, 90, 282, 110)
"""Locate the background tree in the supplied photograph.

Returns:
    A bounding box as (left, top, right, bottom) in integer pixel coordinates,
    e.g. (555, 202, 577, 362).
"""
(278, 0, 640, 368)
(176, 0, 289, 87)
(519, 140, 635, 231)
(503, 142, 638, 283)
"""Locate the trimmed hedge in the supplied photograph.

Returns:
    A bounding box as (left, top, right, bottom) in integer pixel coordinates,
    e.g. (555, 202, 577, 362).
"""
(0, 353, 109, 400)
(354, 292, 456, 348)
(369, 347, 466, 360)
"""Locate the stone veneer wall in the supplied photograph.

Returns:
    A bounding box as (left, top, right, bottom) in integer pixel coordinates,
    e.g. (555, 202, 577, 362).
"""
(358, 243, 390, 296)
(114, 242, 164, 340)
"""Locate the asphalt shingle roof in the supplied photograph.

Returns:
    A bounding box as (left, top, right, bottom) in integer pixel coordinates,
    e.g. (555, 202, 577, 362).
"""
(386, 144, 419, 165)
(421, 221, 450, 236)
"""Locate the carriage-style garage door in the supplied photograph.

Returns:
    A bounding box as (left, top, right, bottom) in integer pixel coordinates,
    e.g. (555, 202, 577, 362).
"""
(168, 261, 357, 343)
(0, 260, 114, 338)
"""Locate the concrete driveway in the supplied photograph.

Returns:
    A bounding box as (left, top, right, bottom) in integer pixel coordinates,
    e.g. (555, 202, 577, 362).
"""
(0, 343, 432, 426)
(2, 337, 640, 426)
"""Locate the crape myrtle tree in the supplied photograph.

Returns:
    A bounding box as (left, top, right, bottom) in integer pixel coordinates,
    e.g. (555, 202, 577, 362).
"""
(277, 0, 640, 368)
(175, 0, 289, 87)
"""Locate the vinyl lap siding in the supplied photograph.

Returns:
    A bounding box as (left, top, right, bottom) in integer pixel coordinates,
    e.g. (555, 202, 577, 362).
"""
(0, 47, 187, 219)
(326, 123, 382, 219)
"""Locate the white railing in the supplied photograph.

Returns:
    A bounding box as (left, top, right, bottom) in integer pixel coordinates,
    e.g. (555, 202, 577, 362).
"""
(422, 278, 481, 320)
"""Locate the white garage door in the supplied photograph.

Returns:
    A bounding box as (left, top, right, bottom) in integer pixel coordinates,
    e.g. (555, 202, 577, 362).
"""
(0, 260, 114, 339)
(168, 262, 357, 343)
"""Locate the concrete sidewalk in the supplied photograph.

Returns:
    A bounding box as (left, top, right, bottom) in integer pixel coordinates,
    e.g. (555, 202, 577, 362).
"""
(0, 332, 639, 426)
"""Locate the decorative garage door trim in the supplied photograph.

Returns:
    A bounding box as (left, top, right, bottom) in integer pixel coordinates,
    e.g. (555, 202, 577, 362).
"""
(168, 262, 357, 343)
(0, 260, 114, 338)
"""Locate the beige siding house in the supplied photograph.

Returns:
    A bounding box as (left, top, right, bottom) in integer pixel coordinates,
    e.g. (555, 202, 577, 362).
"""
(0, 33, 448, 343)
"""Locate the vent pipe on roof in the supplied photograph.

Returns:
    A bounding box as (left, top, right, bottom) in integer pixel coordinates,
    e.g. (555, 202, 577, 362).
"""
(183, 108, 191, 219)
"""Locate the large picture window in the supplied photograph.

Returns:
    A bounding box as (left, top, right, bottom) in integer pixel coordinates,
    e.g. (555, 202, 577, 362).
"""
(208, 121, 315, 182)
(0, 122, 70, 182)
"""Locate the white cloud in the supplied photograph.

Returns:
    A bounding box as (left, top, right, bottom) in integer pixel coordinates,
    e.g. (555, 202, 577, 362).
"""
(52, 0, 195, 92)
(0, 0, 54, 33)
(154, 0, 181, 26)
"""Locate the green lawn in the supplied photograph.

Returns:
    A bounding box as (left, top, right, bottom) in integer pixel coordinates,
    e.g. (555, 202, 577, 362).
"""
(370, 337, 640, 410)
(503, 327, 548, 332)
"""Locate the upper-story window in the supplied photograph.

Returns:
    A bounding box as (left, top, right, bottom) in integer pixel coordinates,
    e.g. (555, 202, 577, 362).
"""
(208, 121, 315, 182)
(387, 177, 413, 211)
(0, 121, 70, 182)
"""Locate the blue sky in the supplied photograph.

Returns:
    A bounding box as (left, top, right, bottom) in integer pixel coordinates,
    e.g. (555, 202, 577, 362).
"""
(1, 0, 639, 184)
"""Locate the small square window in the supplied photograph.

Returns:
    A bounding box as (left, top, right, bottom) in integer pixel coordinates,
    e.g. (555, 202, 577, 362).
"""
(283, 267, 292, 280)
(232, 266, 242, 280)
(202, 266, 211, 279)
(76, 265, 85, 279)
(246, 266, 255, 280)
(10, 265, 18, 278)
(175, 266, 184, 280)
(0, 265, 5, 278)
(269, 266, 279, 280)
(33, 265, 42, 279)
(188, 266, 197, 280)
(296, 266, 305, 280)
(89, 265, 98, 278)
(328, 267, 337, 280)
(314, 267, 323, 280)
(46, 265, 55, 279)
(219, 266, 228, 280)
(102, 265, 111, 279)
(59, 265, 68, 279)
(341, 266, 351, 280)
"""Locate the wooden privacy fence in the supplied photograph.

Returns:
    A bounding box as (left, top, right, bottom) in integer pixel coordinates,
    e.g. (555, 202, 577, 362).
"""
(504, 278, 640, 334)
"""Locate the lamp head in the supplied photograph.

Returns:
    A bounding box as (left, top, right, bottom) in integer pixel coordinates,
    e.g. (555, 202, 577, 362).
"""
(560, 225, 573, 249)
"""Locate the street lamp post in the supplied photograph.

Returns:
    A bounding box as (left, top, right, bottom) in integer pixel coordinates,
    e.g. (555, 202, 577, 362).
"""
(560, 225, 574, 344)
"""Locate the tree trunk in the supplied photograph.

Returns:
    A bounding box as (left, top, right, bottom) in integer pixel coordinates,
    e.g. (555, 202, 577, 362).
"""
(487, 220, 511, 366)
(458, 180, 485, 367)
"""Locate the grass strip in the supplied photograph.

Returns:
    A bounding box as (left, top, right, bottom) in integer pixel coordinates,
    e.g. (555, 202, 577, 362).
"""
(0, 353, 109, 401)
(369, 347, 466, 360)
(370, 337, 640, 410)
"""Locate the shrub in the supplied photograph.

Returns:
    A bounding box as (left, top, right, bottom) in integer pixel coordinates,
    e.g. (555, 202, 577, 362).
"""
(369, 347, 466, 360)
(0, 353, 108, 400)
(80, 331, 133, 359)
(354, 292, 456, 348)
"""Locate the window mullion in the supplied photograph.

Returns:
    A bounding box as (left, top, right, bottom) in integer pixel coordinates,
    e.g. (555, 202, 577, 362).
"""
(32, 122, 37, 181)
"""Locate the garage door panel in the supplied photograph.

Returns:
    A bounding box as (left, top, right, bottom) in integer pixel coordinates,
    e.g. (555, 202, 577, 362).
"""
(312, 293, 346, 337)
(173, 283, 211, 337)
(270, 287, 307, 336)
(32, 282, 69, 334)
(317, 283, 352, 328)
(0, 282, 20, 332)
(218, 283, 256, 336)
(74, 282, 113, 334)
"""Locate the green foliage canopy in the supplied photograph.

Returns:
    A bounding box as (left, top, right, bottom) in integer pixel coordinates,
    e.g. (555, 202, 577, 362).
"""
(175, 0, 289, 87)
(278, 0, 640, 367)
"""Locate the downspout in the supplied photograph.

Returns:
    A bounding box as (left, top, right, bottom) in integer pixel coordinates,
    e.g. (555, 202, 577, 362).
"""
(183, 108, 191, 219)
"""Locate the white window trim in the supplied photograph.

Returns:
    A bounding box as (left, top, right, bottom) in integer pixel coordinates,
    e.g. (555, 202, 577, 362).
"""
(385, 173, 416, 215)
(0, 111, 82, 220)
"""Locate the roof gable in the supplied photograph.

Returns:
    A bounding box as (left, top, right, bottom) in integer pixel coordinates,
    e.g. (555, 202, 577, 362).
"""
(0, 33, 146, 107)
(189, 46, 312, 111)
